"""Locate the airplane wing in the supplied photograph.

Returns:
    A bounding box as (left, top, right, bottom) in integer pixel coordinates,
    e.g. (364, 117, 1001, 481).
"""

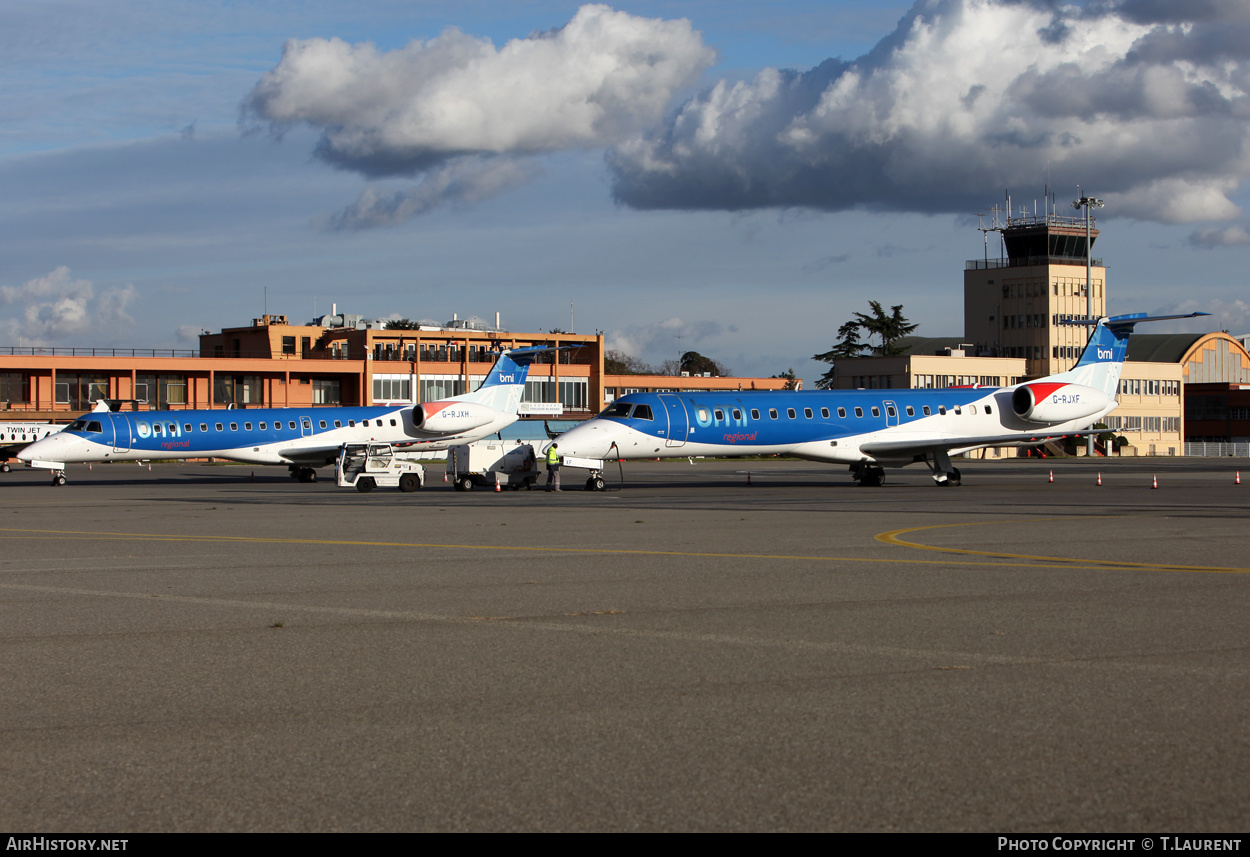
(860, 429, 1102, 458)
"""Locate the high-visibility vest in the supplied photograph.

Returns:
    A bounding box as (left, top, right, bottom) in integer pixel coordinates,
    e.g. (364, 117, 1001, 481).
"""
(546, 446, 560, 465)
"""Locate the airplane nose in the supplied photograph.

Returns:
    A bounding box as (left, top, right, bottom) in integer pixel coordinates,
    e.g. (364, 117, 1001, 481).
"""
(557, 421, 617, 459)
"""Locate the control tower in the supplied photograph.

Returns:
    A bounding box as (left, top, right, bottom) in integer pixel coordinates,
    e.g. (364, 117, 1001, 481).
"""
(964, 198, 1106, 378)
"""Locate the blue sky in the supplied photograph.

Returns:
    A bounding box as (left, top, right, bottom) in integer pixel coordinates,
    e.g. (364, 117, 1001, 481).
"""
(3, 0, 1249, 384)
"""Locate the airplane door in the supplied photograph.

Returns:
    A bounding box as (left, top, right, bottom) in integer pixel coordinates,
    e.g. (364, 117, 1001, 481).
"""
(111, 415, 132, 453)
(883, 400, 899, 427)
(658, 394, 689, 448)
(300, 416, 313, 437)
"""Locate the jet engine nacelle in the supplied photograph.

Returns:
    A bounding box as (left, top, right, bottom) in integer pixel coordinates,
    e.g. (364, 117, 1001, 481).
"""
(1011, 382, 1110, 424)
(410, 401, 498, 436)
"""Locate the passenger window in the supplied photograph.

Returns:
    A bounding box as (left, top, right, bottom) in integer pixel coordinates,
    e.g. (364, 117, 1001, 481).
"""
(713, 409, 723, 421)
(922, 406, 931, 416)
(320, 420, 327, 428)
(215, 423, 223, 431)
(953, 406, 962, 416)
(854, 407, 863, 418)
(154, 424, 163, 435)
(938, 406, 947, 416)
(260, 422, 267, 430)
(985, 405, 993, 415)
(750, 409, 760, 420)
(230, 423, 238, 431)
(349, 420, 355, 427)
(820, 408, 829, 418)
(786, 408, 796, 419)
(732, 409, 742, 420)
(968, 405, 977, 415)
(805, 408, 813, 418)
(389, 419, 396, 426)
(288, 421, 296, 429)
(184, 424, 192, 432)
(245, 423, 252, 431)
(886, 406, 896, 417)
(633, 405, 654, 421)
(769, 409, 778, 419)
(363, 420, 369, 427)
(871, 407, 880, 417)
(201, 424, 208, 432)
(837, 408, 846, 418)
(905, 406, 914, 417)
(335, 420, 342, 428)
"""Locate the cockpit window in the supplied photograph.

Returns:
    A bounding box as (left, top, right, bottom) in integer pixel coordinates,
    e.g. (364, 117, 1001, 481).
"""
(601, 402, 633, 418)
(632, 404, 654, 421)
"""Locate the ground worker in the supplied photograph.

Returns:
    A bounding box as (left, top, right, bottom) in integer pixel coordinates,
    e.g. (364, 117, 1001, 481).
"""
(545, 441, 561, 491)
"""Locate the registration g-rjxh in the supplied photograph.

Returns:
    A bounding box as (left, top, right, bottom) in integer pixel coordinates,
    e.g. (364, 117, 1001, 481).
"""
(556, 313, 1203, 487)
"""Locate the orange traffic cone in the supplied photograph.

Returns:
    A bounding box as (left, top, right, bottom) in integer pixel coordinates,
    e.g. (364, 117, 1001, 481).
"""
(494, 477, 501, 493)
(1048, 470, 1054, 483)
(1237, 471, 1241, 485)
(1096, 472, 1102, 486)
(1151, 474, 1158, 489)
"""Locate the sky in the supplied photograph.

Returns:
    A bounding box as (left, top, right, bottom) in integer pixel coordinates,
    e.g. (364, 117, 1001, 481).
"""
(4, 0, 1250, 385)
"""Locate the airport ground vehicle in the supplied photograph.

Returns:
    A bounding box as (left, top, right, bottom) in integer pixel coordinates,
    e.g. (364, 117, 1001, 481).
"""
(446, 440, 540, 491)
(335, 443, 425, 493)
(447, 439, 608, 491)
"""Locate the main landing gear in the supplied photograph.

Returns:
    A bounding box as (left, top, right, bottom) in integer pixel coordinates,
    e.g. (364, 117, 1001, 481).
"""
(289, 466, 318, 483)
(926, 450, 962, 487)
(851, 464, 886, 487)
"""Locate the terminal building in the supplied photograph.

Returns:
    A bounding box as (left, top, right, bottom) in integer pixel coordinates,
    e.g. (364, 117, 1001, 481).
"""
(0, 311, 786, 421)
(827, 202, 1250, 455)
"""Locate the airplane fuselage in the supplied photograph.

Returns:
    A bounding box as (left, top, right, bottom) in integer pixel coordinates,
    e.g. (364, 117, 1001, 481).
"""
(21, 404, 517, 467)
(557, 386, 1108, 465)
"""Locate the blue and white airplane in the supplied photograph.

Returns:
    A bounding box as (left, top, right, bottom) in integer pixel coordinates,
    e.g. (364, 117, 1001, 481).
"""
(18, 346, 548, 485)
(557, 313, 1204, 487)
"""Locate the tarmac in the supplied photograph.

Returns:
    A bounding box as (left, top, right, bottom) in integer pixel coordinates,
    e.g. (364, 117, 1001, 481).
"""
(1, 456, 1247, 832)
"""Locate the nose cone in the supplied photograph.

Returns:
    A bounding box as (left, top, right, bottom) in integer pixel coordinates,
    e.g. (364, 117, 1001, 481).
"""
(18, 433, 79, 463)
(557, 419, 621, 460)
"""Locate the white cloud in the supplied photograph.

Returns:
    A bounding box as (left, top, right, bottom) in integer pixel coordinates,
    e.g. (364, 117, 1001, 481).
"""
(327, 157, 540, 229)
(609, 0, 1250, 224)
(0, 267, 136, 345)
(245, 4, 715, 175)
(606, 316, 724, 366)
(1152, 297, 1250, 333)
(1188, 224, 1250, 247)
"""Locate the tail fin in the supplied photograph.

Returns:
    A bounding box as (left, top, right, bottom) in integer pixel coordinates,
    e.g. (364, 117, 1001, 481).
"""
(1049, 312, 1208, 395)
(448, 346, 554, 415)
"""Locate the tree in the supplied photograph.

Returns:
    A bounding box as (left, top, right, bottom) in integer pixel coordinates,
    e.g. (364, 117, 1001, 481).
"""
(678, 350, 727, 377)
(604, 349, 654, 375)
(385, 318, 422, 330)
(771, 368, 800, 390)
(854, 301, 918, 357)
(812, 302, 918, 389)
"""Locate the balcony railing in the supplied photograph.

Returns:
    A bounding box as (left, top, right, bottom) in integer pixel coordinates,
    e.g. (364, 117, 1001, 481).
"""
(966, 256, 1105, 270)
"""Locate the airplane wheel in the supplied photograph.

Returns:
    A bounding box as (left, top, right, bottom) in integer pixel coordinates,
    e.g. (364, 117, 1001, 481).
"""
(356, 477, 375, 493)
(590, 476, 606, 492)
(53, 474, 67, 486)
(399, 473, 420, 493)
(949, 468, 962, 487)
(1, 462, 10, 473)
(305, 469, 317, 483)
(457, 476, 474, 492)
